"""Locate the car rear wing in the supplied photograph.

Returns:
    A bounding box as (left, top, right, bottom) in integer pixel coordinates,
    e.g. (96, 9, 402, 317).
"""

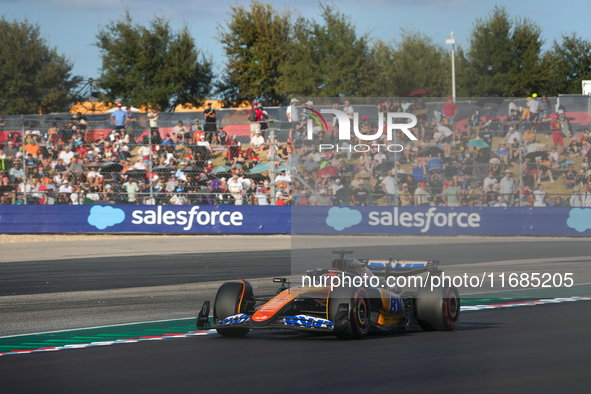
(363, 259, 441, 277)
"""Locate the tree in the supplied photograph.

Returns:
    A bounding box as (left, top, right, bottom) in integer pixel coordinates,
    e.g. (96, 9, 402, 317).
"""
(546, 33, 591, 95)
(280, 4, 377, 97)
(462, 7, 548, 97)
(95, 13, 213, 111)
(371, 31, 450, 97)
(217, 1, 292, 106)
(0, 17, 81, 114)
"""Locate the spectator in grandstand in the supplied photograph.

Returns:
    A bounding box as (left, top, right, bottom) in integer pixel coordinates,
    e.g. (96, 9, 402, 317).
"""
(25, 139, 41, 158)
(9, 162, 25, 183)
(4, 141, 17, 157)
(493, 196, 507, 207)
(495, 143, 509, 164)
(330, 178, 344, 195)
(442, 96, 458, 126)
(191, 119, 204, 142)
(110, 103, 127, 133)
(483, 171, 498, 190)
(399, 183, 412, 206)
(286, 98, 300, 140)
(499, 170, 516, 205)
(250, 130, 266, 151)
(59, 179, 73, 193)
(508, 98, 519, 117)
(197, 135, 212, 157)
(527, 95, 540, 122)
(228, 173, 245, 205)
(203, 102, 217, 143)
(248, 101, 262, 135)
(536, 156, 554, 184)
(570, 187, 582, 207)
(381, 170, 398, 206)
(342, 101, 354, 122)
(564, 164, 577, 189)
(59, 145, 75, 165)
(216, 128, 228, 145)
(506, 127, 520, 147)
(414, 182, 429, 206)
(122, 177, 139, 204)
(302, 154, 319, 178)
(147, 107, 160, 134)
(258, 103, 270, 132)
(254, 185, 269, 205)
(124, 107, 138, 144)
(310, 188, 330, 206)
(488, 158, 503, 178)
(172, 121, 189, 144)
(533, 184, 547, 207)
(0, 176, 14, 199)
(442, 180, 460, 207)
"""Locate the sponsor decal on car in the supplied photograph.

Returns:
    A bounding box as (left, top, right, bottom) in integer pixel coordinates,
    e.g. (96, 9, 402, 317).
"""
(284, 315, 334, 330)
(219, 314, 251, 326)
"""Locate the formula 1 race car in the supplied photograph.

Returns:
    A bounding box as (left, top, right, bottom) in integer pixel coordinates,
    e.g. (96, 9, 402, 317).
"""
(196, 251, 460, 339)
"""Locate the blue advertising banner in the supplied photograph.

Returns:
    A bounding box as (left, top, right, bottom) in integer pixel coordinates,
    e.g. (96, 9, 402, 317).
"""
(292, 206, 591, 236)
(0, 205, 590, 236)
(0, 205, 291, 234)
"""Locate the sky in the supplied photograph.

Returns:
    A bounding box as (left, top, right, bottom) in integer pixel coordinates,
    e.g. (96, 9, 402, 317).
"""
(3, 0, 591, 83)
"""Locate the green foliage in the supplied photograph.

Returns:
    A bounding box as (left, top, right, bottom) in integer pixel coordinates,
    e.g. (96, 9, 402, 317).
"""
(216, 1, 292, 106)
(280, 4, 377, 97)
(95, 12, 213, 111)
(0, 16, 81, 114)
(546, 33, 591, 95)
(462, 6, 548, 97)
(371, 30, 450, 97)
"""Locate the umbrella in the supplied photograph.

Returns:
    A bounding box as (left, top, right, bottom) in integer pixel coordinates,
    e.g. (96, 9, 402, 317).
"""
(317, 165, 339, 177)
(183, 166, 203, 174)
(525, 151, 549, 161)
(212, 165, 231, 174)
(417, 146, 444, 157)
(106, 106, 141, 113)
(249, 162, 272, 174)
(409, 89, 431, 97)
(100, 162, 123, 173)
(125, 169, 148, 178)
(467, 139, 490, 148)
(35, 184, 54, 192)
(152, 165, 175, 172)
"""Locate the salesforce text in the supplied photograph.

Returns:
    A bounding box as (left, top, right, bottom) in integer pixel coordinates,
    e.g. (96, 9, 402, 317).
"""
(131, 206, 243, 230)
(368, 207, 480, 233)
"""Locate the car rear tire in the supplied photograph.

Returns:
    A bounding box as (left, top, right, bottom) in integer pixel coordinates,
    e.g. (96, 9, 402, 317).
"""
(214, 281, 253, 338)
(414, 281, 460, 331)
(329, 287, 371, 339)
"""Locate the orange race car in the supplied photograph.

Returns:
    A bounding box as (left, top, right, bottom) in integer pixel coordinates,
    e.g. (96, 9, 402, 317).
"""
(196, 251, 460, 339)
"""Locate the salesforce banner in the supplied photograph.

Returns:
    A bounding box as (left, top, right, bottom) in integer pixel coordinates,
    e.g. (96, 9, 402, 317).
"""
(0, 205, 291, 234)
(292, 206, 591, 236)
(0, 205, 590, 236)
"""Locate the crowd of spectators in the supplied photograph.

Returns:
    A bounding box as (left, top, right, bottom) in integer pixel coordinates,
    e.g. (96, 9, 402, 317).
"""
(289, 95, 591, 207)
(0, 103, 292, 206)
(1, 95, 589, 207)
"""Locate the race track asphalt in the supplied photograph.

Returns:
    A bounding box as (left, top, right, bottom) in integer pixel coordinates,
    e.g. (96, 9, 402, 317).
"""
(2, 239, 591, 296)
(0, 237, 590, 392)
(1, 302, 589, 393)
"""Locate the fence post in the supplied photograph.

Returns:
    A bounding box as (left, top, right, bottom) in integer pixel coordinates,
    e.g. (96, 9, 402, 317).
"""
(519, 123, 523, 206)
(270, 125, 276, 205)
(21, 115, 27, 205)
